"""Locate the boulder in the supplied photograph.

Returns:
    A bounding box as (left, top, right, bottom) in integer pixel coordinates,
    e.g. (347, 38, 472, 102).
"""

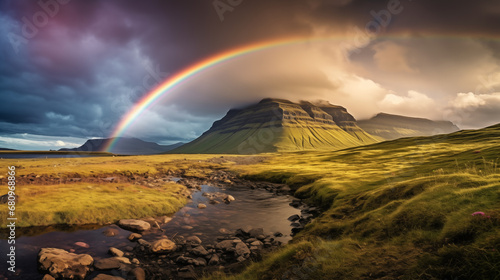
(250, 240, 264, 247)
(223, 194, 235, 203)
(128, 267, 146, 280)
(74, 242, 90, 248)
(186, 236, 202, 245)
(137, 239, 151, 247)
(156, 216, 172, 224)
(208, 254, 220, 265)
(192, 258, 207, 266)
(128, 233, 142, 241)
(113, 257, 131, 264)
(94, 258, 121, 270)
(108, 247, 124, 258)
(235, 243, 250, 257)
(141, 217, 157, 226)
(177, 265, 197, 279)
(219, 228, 232, 235)
(248, 228, 266, 239)
(190, 245, 209, 257)
(237, 226, 252, 235)
(118, 219, 151, 232)
(197, 203, 207, 209)
(215, 240, 234, 251)
(38, 248, 93, 280)
(288, 214, 300, 222)
(176, 255, 194, 265)
(42, 275, 56, 280)
(102, 228, 120, 237)
(151, 238, 177, 253)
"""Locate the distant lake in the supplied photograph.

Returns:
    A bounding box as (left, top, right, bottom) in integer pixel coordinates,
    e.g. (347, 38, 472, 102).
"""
(0, 153, 107, 159)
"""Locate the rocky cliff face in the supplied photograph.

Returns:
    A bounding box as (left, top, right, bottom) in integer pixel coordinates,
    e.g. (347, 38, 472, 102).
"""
(173, 98, 379, 154)
(358, 113, 460, 140)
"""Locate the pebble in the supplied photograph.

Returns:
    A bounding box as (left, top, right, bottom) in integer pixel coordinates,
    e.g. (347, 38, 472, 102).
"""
(108, 247, 124, 257)
(197, 203, 207, 209)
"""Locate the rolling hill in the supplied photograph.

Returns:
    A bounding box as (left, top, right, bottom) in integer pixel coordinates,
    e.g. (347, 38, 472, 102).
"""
(172, 98, 380, 154)
(358, 112, 460, 140)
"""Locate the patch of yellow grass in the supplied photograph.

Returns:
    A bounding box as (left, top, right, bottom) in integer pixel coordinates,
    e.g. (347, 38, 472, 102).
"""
(0, 182, 187, 227)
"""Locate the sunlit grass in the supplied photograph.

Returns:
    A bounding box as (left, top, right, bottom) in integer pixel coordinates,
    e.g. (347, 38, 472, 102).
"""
(0, 154, 240, 177)
(0, 182, 188, 227)
(210, 124, 500, 279)
(0, 154, 244, 227)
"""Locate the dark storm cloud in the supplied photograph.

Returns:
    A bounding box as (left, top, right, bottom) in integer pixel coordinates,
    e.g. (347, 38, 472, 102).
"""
(0, 0, 499, 149)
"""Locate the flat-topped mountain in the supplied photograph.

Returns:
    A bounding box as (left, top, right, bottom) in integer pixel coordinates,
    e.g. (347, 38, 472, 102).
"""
(60, 137, 184, 155)
(358, 113, 460, 140)
(172, 98, 379, 154)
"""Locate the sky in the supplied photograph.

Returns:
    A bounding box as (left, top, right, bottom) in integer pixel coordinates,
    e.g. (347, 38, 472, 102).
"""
(1, 0, 500, 150)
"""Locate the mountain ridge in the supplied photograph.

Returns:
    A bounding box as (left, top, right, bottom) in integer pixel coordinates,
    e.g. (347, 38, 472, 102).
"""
(358, 112, 460, 140)
(60, 137, 184, 155)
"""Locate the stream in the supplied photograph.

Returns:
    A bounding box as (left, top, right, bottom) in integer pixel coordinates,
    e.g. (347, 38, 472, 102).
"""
(0, 182, 304, 279)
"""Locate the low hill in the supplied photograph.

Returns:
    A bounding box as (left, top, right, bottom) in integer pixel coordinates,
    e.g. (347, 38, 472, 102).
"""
(60, 137, 183, 155)
(358, 112, 460, 140)
(172, 98, 380, 154)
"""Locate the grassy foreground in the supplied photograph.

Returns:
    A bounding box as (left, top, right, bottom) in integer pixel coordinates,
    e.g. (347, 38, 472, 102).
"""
(207, 124, 500, 279)
(0, 154, 238, 227)
(1, 125, 499, 278)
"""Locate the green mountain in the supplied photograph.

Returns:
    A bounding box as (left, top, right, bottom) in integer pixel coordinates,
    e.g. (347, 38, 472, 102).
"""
(358, 112, 460, 140)
(172, 98, 379, 154)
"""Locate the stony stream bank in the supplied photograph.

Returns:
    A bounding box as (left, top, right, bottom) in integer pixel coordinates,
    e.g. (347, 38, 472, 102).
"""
(1, 171, 319, 280)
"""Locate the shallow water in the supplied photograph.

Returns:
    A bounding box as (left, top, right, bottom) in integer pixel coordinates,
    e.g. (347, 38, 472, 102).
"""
(0, 184, 301, 279)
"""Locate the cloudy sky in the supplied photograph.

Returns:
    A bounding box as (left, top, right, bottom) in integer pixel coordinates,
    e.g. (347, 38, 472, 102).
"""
(1, 0, 500, 150)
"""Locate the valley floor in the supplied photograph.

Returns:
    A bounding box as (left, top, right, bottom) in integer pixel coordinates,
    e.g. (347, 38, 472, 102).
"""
(1, 125, 500, 279)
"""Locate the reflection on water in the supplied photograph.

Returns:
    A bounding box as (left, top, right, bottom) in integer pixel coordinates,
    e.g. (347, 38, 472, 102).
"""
(0, 184, 301, 279)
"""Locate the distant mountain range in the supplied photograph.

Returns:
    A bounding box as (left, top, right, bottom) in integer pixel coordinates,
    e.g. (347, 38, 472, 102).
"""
(59, 137, 184, 155)
(0, 148, 16, 151)
(172, 98, 460, 154)
(57, 99, 460, 155)
(358, 113, 460, 140)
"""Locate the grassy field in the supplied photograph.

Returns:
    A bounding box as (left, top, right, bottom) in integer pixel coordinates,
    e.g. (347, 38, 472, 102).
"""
(0, 154, 239, 227)
(1, 125, 499, 278)
(207, 124, 500, 279)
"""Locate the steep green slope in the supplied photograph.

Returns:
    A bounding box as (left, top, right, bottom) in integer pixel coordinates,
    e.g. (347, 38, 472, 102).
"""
(173, 98, 379, 154)
(209, 123, 500, 280)
(358, 112, 460, 140)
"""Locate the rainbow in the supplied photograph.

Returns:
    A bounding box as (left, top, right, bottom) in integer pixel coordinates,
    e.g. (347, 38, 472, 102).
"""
(103, 35, 320, 152)
(103, 33, 498, 152)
